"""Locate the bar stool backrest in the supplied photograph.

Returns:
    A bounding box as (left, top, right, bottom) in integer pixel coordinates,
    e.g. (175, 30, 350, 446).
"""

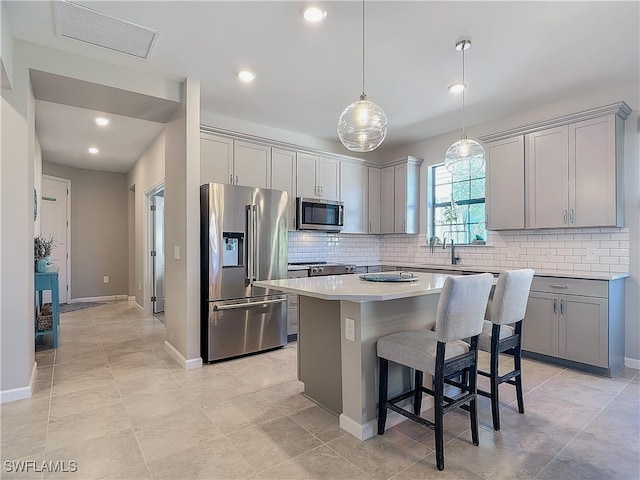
(490, 269, 535, 325)
(436, 273, 493, 343)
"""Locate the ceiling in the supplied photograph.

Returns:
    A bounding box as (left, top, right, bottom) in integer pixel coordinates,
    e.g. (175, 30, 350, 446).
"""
(5, 1, 640, 172)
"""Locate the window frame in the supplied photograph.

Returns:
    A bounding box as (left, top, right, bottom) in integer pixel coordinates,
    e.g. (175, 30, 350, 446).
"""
(429, 163, 486, 245)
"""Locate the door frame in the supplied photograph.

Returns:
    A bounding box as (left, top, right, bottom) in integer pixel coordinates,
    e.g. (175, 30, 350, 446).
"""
(42, 174, 71, 303)
(145, 180, 164, 314)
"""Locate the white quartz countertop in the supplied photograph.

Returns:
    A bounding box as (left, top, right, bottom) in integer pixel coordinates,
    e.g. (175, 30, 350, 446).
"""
(367, 263, 629, 281)
(255, 272, 474, 303)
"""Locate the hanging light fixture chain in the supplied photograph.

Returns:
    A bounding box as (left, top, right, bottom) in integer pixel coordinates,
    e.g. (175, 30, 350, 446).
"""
(361, 0, 366, 98)
(461, 42, 466, 137)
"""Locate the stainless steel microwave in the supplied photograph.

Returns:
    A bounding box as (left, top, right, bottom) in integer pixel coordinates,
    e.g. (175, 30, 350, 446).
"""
(296, 197, 344, 232)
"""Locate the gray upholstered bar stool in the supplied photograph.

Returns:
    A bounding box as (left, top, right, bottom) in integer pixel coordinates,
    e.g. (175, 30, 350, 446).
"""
(477, 268, 534, 431)
(377, 273, 493, 471)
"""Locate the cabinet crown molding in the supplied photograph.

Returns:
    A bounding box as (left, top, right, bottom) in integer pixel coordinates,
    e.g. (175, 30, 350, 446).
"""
(381, 155, 424, 168)
(479, 102, 631, 144)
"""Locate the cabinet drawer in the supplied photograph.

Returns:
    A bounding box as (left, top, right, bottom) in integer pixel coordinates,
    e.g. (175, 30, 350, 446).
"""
(531, 276, 608, 297)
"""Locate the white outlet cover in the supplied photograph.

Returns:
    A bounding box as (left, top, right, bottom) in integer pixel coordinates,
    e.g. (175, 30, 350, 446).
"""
(345, 317, 355, 342)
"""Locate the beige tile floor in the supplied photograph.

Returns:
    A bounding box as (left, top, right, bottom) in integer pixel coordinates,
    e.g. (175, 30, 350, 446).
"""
(1, 300, 638, 480)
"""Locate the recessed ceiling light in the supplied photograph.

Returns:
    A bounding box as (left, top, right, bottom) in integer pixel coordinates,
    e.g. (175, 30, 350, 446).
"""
(95, 117, 110, 126)
(238, 70, 256, 83)
(302, 6, 327, 23)
(447, 83, 466, 93)
(88, 147, 99, 154)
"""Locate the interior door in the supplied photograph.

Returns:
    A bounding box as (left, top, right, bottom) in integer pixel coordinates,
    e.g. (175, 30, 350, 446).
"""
(41, 177, 69, 304)
(152, 192, 165, 313)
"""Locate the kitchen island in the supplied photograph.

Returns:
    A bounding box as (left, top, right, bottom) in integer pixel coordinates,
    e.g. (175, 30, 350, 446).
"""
(254, 272, 467, 440)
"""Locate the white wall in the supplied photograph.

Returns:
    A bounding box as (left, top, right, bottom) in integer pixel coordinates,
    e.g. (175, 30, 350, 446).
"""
(1, 40, 186, 400)
(127, 131, 166, 310)
(0, 49, 36, 400)
(164, 78, 201, 368)
(1, 1, 14, 88)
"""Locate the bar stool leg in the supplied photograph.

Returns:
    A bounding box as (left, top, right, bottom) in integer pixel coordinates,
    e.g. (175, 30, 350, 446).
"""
(413, 370, 423, 415)
(514, 323, 525, 414)
(378, 358, 389, 435)
(490, 325, 501, 431)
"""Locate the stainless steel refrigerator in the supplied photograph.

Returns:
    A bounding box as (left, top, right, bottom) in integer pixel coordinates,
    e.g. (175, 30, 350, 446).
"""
(200, 183, 288, 362)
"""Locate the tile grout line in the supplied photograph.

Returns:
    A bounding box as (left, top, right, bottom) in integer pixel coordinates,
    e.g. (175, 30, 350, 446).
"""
(531, 373, 635, 480)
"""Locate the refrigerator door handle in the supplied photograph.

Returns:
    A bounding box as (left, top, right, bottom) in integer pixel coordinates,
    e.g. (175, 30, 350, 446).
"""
(246, 204, 254, 282)
(213, 298, 286, 310)
(252, 204, 259, 281)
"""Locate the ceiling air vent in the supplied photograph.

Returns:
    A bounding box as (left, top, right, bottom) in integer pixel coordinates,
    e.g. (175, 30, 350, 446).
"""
(55, 1, 158, 59)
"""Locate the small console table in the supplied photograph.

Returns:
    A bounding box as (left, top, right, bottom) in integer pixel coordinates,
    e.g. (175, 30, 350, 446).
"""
(35, 271, 59, 348)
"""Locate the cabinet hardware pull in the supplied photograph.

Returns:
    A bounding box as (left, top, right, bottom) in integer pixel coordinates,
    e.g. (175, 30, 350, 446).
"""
(236, 175, 239, 184)
(563, 209, 568, 224)
(230, 174, 233, 184)
(553, 299, 557, 314)
(560, 299, 564, 315)
(369, 221, 372, 232)
(549, 284, 568, 289)
(570, 208, 575, 223)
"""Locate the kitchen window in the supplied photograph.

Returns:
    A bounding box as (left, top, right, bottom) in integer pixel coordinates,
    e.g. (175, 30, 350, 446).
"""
(429, 163, 486, 245)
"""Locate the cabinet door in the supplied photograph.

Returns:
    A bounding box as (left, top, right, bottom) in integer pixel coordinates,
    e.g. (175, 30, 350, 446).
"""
(570, 115, 619, 227)
(234, 141, 271, 188)
(200, 134, 233, 185)
(368, 167, 381, 234)
(341, 162, 367, 233)
(486, 136, 525, 230)
(559, 295, 608, 367)
(522, 292, 559, 357)
(394, 164, 407, 233)
(526, 126, 569, 228)
(380, 166, 395, 234)
(271, 148, 297, 231)
(296, 153, 318, 198)
(317, 156, 341, 201)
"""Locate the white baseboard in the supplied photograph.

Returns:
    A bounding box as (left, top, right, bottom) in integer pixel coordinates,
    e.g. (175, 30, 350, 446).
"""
(1, 362, 37, 403)
(164, 341, 202, 370)
(625, 357, 640, 370)
(69, 295, 128, 303)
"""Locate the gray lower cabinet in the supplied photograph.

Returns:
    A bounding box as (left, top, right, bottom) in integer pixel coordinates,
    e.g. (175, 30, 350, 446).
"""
(522, 276, 624, 376)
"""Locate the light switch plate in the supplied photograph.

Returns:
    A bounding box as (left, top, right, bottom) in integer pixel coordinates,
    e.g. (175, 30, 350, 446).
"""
(174, 246, 181, 260)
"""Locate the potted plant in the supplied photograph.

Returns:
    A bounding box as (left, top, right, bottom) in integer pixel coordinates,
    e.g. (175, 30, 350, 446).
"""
(34, 235, 55, 272)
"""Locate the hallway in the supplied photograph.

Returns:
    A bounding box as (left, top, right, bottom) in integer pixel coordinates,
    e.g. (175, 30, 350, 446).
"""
(1, 301, 638, 479)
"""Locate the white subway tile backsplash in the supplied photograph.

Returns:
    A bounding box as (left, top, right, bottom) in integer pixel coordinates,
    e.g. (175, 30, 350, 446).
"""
(289, 226, 630, 277)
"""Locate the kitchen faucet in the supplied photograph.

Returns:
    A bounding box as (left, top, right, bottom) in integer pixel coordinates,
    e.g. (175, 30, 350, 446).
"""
(443, 236, 461, 265)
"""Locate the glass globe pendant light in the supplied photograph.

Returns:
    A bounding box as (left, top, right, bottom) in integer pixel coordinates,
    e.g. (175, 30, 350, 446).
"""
(445, 39, 485, 175)
(337, 0, 387, 152)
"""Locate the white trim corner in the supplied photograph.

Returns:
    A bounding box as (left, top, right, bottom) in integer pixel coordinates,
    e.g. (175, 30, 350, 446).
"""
(624, 357, 640, 370)
(0, 362, 37, 403)
(164, 340, 202, 370)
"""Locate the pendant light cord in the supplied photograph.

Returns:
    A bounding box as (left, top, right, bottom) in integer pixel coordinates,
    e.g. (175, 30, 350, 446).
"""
(461, 44, 466, 137)
(362, 0, 366, 97)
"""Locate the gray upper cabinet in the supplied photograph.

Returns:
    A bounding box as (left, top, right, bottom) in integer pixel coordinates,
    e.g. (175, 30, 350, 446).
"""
(569, 115, 625, 227)
(296, 153, 340, 201)
(200, 133, 233, 185)
(481, 102, 630, 230)
(367, 167, 381, 234)
(271, 148, 297, 231)
(380, 157, 422, 234)
(341, 161, 368, 233)
(200, 133, 270, 188)
(485, 136, 525, 230)
(526, 125, 570, 228)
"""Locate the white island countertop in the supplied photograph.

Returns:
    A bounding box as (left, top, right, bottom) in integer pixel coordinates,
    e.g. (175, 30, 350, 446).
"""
(255, 272, 458, 303)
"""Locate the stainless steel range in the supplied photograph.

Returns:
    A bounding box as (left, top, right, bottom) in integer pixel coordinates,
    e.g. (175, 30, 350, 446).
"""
(289, 261, 356, 276)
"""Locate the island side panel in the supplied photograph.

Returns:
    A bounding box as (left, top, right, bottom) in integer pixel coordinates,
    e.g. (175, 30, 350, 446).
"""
(340, 294, 440, 439)
(298, 296, 343, 415)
